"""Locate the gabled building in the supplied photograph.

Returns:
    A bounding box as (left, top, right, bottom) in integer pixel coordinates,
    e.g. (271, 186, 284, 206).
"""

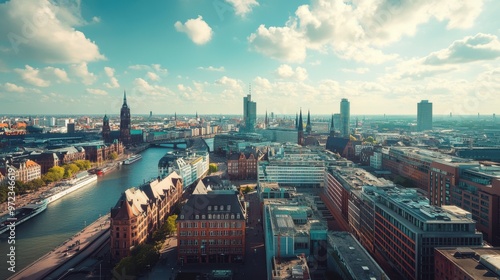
(227, 151, 259, 180)
(177, 186, 246, 264)
(110, 172, 183, 260)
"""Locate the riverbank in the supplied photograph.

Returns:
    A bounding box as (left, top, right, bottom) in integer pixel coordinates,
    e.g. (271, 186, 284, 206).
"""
(0, 148, 140, 217)
(8, 214, 110, 280)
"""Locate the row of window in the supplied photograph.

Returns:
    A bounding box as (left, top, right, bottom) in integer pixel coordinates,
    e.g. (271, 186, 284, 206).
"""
(179, 230, 243, 236)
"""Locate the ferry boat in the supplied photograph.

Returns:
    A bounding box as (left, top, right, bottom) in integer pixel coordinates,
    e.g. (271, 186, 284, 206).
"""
(0, 199, 48, 234)
(96, 163, 119, 176)
(123, 154, 142, 165)
(40, 171, 98, 204)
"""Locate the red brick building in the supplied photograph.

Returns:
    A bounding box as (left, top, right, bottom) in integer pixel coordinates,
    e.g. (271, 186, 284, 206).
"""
(110, 172, 183, 260)
(177, 188, 246, 264)
(227, 152, 258, 180)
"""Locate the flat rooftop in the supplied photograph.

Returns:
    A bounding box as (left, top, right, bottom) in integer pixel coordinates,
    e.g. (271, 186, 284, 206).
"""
(329, 166, 394, 190)
(272, 256, 311, 280)
(328, 231, 389, 280)
(436, 247, 500, 279)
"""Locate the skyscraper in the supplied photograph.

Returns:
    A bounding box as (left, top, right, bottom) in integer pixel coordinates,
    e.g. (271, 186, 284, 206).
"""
(120, 91, 131, 145)
(417, 100, 433, 131)
(243, 94, 256, 132)
(340, 98, 350, 138)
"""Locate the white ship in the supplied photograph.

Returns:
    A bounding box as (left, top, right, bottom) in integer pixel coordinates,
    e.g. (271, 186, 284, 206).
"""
(124, 154, 142, 165)
(41, 171, 98, 205)
(0, 199, 48, 234)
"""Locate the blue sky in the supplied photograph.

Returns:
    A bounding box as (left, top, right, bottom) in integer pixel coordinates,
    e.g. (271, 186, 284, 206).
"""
(0, 0, 499, 116)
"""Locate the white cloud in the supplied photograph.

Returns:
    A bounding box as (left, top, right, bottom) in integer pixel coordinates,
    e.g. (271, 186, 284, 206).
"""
(151, 64, 168, 74)
(45, 66, 70, 82)
(71, 62, 96, 85)
(104, 66, 120, 88)
(147, 72, 160, 81)
(86, 88, 108, 95)
(4, 82, 26, 93)
(14, 65, 50, 87)
(174, 16, 213, 45)
(128, 64, 150, 71)
(225, 0, 259, 16)
(198, 66, 225, 72)
(0, 0, 105, 63)
(248, 24, 306, 63)
(133, 78, 172, 96)
(342, 67, 370, 74)
(248, 0, 483, 64)
(275, 64, 308, 81)
(424, 33, 500, 65)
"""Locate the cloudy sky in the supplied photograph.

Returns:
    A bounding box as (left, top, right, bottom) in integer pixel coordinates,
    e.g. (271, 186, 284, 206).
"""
(0, 0, 499, 117)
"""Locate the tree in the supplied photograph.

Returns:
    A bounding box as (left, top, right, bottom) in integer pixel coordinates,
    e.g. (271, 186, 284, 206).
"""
(109, 152, 118, 160)
(349, 135, 357, 141)
(74, 160, 91, 170)
(64, 163, 80, 178)
(365, 136, 375, 143)
(165, 214, 178, 235)
(208, 163, 218, 174)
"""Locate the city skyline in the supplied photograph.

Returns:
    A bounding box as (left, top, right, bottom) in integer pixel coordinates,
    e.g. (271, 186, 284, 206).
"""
(0, 0, 499, 115)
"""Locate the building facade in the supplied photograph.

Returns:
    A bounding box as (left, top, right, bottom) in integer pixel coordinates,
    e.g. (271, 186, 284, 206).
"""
(177, 190, 246, 264)
(110, 172, 183, 260)
(243, 94, 256, 133)
(417, 100, 433, 131)
(227, 152, 258, 180)
(361, 186, 482, 280)
(340, 98, 350, 138)
(102, 114, 111, 143)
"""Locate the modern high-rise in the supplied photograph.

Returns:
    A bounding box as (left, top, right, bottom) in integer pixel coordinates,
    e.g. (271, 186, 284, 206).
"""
(340, 98, 350, 138)
(417, 100, 433, 131)
(243, 94, 256, 133)
(120, 91, 131, 145)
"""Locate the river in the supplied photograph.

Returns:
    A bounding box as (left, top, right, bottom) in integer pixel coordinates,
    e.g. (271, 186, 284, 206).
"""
(0, 147, 171, 279)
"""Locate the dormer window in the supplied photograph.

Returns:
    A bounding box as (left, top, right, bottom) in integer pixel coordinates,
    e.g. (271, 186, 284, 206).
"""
(220, 205, 224, 211)
(202, 215, 206, 219)
(208, 206, 212, 211)
(214, 206, 218, 211)
(180, 215, 184, 219)
(227, 205, 231, 211)
(195, 215, 199, 219)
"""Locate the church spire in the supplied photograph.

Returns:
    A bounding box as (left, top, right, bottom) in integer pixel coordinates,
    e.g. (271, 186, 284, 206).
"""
(122, 90, 128, 106)
(330, 114, 335, 137)
(298, 108, 304, 146)
(306, 109, 312, 135)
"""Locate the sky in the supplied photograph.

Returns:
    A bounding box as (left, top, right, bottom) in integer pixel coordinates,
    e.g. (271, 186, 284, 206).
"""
(0, 0, 499, 117)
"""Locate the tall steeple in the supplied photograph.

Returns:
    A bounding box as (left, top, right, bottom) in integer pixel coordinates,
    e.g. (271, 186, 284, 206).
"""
(329, 114, 335, 137)
(102, 114, 110, 143)
(298, 108, 304, 146)
(120, 90, 131, 145)
(306, 109, 312, 135)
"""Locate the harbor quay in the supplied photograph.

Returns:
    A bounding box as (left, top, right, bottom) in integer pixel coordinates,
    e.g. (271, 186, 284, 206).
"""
(8, 214, 110, 280)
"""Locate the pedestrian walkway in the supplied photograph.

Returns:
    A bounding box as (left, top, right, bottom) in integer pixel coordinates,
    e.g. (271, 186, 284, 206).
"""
(9, 214, 110, 280)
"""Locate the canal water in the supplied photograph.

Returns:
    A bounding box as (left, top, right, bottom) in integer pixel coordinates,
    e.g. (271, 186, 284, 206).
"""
(0, 147, 171, 279)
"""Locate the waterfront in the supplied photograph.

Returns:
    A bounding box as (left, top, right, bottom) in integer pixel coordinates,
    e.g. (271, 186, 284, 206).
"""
(0, 147, 170, 280)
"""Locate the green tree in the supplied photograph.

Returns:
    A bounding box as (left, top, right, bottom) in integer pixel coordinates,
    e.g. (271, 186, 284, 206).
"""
(208, 163, 218, 173)
(165, 214, 178, 235)
(64, 163, 80, 178)
(349, 135, 357, 141)
(74, 160, 91, 170)
(109, 152, 118, 160)
(365, 136, 375, 143)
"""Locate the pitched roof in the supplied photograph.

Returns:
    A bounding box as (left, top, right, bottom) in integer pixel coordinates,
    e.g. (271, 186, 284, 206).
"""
(180, 189, 245, 220)
(326, 137, 349, 153)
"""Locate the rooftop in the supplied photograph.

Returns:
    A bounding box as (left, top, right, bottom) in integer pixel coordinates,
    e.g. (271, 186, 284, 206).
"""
(329, 166, 394, 190)
(271, 255, 311, 280)
(388, 146, 473, 163)
(328, 231, 389, 280)
(436, 247, 500, 279)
